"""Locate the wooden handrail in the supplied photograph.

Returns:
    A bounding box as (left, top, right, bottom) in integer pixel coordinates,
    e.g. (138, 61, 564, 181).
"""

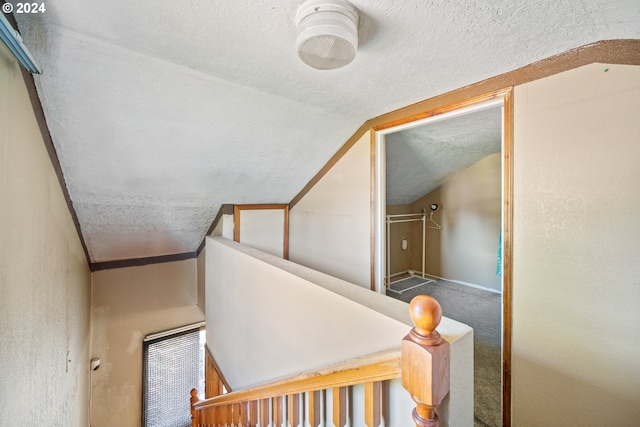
(191, 295, 450, 427)
(193, 348, 400, 410)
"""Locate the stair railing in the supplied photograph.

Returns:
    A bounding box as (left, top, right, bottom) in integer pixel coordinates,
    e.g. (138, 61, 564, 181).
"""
(190, 295, 449, 427)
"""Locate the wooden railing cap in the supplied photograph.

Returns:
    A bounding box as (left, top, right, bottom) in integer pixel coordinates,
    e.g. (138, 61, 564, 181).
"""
(409, 295, 443, 346)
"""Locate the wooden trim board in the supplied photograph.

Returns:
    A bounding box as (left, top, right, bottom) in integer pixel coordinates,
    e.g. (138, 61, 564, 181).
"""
(91, 251, 197, 271)
(501, 88, 515, 427)
(289, 39, 640, 209)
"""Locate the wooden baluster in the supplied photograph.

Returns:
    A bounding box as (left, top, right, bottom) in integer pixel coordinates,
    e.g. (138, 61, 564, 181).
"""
(249, 400, 258, 427)
(207, 406, 213, 426)
(216, 404, 223, 427)
(190, 389, 199, 427)
(381, 381, 390, 425)
(402, 295, 450, 427)
(239, 401, 249, 427)
(287, 393, 300, 427)
(364, 381, 381, 427)
(260, 398, 270, 427)
(214, 406, 220, 426)
(332, 387, 346, 427)
(307, 390, 321, 427)
(228, 404, 234, 427)
(273, 396, 283, 427)
(232, 403, 237, 427)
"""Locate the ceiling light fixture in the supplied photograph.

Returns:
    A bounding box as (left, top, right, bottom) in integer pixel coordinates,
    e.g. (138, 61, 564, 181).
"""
(295, 0, 359, 70)
(0, 13, 42, 74)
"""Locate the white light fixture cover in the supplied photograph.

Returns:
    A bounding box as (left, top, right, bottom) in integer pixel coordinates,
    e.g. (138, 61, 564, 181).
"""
(295, 0, 359, 70)
(0, 13, 42, 74)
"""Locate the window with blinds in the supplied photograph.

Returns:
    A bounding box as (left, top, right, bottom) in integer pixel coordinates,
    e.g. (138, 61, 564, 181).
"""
(143, 327, 205, 427)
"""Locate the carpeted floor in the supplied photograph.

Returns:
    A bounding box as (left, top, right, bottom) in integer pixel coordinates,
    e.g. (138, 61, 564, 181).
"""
(387, 277, 502, 427)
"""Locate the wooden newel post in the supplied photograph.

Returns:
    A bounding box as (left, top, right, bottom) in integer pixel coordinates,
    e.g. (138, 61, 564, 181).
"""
(402, 295, 450, 427)
(190, 388, 199, 427)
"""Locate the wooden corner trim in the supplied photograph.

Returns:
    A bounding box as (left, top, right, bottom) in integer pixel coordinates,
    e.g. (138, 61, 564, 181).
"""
(369, 130, 376, 291)
(196, 238, 206, 256)
(288, 39, 640, 209)
(233, 205, 241, 242)
(501, 88, 515, 427)
(283, 205, 290, 260)
(234, 204, 290, 211)
(90, 251, 197, 271)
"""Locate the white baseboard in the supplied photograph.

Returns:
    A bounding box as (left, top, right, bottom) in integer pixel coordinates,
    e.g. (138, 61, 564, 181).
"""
(407, 270, 502, 295)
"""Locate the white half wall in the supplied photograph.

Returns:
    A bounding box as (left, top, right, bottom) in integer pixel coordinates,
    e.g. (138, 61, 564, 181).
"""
(206, 236, 473, 426)
(289, 132, 372, 288)
(512, 63, 640, 426)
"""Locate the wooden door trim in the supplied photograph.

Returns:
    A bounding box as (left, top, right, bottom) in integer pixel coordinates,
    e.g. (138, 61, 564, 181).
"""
(289, 39, 640, 211)
(501, 88, 514, 427)
(370, 87, 514, 425)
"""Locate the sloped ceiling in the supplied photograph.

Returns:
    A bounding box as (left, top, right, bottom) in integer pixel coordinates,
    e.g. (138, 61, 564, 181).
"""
(8, 0, 640, 264)
(386, 105, 502, 205)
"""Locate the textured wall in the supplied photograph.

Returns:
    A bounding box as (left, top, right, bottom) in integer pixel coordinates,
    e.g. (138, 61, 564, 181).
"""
(289, 132, 372, 288)
(91, 260, 203, 427)
(411, 153, 502, 291)
(512, 63, 640, 425)
(0, 43, 91, 425)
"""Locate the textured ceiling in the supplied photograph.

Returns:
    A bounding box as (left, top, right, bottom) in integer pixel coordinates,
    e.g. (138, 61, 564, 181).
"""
(386, 105, 502, 205)
(9, 0, 640, 263)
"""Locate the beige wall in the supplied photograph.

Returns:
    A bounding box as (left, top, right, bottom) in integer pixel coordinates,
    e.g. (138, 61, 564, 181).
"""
(289, 132, 372, 288)
(91, 260, 204, 427)
(0, 44, 92, 425)
(410, 153, 502, 291)
(512, 63, 640, 425)
(237, 208, 286, 257)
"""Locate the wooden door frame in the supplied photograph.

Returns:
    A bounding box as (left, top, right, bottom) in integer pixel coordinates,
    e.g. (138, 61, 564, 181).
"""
(370, 88, 514, 425)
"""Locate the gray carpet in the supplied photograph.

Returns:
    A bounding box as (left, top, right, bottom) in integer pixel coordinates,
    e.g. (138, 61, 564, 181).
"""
(387, 277, 502, 427)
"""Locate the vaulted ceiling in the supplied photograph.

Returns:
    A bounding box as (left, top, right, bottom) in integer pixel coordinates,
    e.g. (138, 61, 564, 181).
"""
(386, 105, 502, 205)
(9, 0, 640, 265)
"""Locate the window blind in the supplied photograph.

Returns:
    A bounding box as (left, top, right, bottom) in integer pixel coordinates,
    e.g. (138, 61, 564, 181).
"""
(143, 328, 202, 427)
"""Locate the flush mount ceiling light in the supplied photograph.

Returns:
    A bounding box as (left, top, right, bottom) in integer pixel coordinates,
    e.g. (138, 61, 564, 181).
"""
(295, 0, 359, 70)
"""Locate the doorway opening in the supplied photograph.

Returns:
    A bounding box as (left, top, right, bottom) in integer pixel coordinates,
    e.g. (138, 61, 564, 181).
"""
(372, 89, 513, 427)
